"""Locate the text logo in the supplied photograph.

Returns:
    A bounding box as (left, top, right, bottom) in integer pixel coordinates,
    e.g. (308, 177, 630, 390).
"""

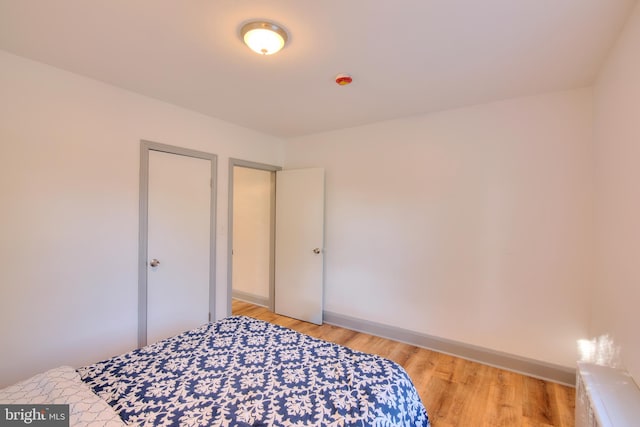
(0, 405, 69, 426)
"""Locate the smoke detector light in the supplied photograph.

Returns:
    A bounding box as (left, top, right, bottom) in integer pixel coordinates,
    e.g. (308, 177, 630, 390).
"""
(241, 21, 288, 55)
(335, 73, 353, 86)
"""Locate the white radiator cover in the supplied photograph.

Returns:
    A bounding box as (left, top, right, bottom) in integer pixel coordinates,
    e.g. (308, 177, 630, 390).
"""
(576, 362, 640, 427)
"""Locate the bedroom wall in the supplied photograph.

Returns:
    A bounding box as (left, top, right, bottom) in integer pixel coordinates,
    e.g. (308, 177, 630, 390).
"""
(284, 88, 593, 368)
(592, 0, 640, 384)
(0, 50, 284, 388)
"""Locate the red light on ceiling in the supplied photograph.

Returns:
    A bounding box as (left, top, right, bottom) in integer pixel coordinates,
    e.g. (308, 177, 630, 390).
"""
(335, 73, 353, 86)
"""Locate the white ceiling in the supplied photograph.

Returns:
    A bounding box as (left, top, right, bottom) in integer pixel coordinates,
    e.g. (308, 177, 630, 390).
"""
(0, 0, 636, 138)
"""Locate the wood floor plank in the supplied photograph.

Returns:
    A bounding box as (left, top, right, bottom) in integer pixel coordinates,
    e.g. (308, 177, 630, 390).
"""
(424, 375, 459, 422)
(232, 300, 575, 426)
(485, 370, 522, 427)
(523, 376, 559, 426)
(553, 381, 576, 427)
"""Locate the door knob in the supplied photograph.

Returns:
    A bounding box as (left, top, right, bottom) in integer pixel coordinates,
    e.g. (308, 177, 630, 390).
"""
(149, 258, 160, 267)
(312, 248, 321, 254)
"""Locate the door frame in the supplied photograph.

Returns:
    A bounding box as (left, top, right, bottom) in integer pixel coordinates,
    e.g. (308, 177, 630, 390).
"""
(138, 140, 217, 347)
(227, 158, 281, 315)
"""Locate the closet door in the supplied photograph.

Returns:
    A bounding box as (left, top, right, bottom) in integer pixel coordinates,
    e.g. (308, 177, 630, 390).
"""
(139, 142, 216, 346)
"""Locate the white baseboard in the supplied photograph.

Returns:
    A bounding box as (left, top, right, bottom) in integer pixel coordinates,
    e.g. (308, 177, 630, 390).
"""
(232, 290, 269, 308)
(323, 310, 576, 386)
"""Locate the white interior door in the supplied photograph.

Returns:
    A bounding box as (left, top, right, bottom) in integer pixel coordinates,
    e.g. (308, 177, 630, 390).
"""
(275, 168, 325, 324)
(146, 149, 211, 344)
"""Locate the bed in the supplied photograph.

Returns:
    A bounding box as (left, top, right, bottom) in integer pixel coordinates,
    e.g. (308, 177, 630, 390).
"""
(3, 316, 430, 426)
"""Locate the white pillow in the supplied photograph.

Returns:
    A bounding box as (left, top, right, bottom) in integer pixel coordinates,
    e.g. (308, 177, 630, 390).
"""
(0, 366, 126, 426)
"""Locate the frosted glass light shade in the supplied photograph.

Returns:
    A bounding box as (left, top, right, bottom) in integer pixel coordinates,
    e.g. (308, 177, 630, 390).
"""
(241, 21, 288, 55)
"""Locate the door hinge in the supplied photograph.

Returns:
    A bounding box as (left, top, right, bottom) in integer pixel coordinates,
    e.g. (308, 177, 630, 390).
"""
(208, 312, 211, 322)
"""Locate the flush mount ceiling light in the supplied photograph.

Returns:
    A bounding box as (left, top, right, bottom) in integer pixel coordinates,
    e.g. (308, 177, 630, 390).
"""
(240, 20, 288, 55)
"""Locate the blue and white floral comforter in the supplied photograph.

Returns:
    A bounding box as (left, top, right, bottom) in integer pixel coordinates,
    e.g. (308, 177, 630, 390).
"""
(78, 316, 430, 426)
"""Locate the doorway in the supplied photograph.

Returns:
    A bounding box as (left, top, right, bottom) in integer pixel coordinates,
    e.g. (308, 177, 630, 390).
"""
(227, 159, 280, 315)
(138, 141, 217, 347)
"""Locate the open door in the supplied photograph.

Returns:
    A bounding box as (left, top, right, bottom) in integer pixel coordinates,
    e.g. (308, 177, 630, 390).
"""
(274, 168, 325, 324)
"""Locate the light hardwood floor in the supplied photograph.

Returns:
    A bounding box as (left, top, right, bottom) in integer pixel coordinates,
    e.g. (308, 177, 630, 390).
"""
(232, 300, 575, 427)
